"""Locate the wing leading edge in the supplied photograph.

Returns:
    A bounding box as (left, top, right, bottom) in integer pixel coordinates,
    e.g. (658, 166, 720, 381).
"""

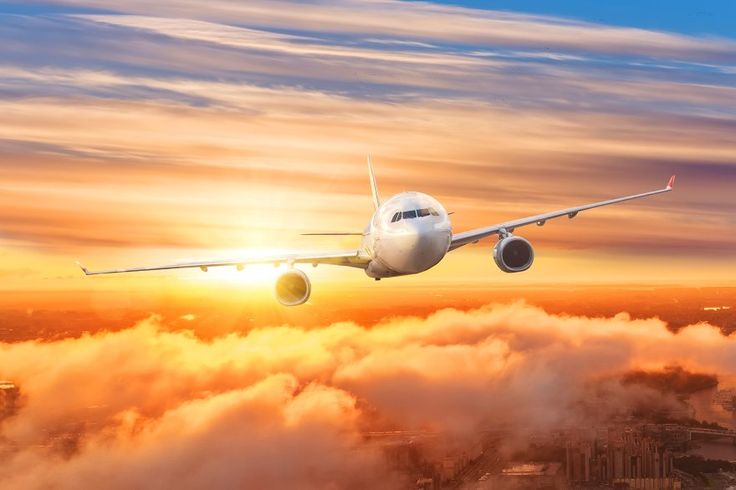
(78, 250, 371, 276)
(449, 175, 675, 251)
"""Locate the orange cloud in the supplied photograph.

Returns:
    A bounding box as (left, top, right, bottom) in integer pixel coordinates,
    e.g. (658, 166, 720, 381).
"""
(0, 303, 733, 488)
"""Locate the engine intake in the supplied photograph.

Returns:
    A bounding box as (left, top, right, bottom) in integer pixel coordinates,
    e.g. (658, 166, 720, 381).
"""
(275, 269, 312, 306)
(493, 236, 534, 273)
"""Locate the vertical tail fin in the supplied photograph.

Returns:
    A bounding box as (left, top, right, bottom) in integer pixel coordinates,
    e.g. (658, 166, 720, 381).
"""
(367, 155, 381, 210)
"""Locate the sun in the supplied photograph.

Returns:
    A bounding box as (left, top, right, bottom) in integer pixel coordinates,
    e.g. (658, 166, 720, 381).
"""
(199, 263, 283, 285)
(183, 248, 300, 286)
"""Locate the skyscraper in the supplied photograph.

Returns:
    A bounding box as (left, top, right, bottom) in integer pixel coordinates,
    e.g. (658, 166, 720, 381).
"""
(0, 381, 19, 420)
(566, 426, 674, 485)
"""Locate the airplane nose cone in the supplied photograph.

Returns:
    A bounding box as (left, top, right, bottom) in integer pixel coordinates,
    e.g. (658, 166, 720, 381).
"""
(383, 222, 450, 274)
(418, 230, 450, 270)
(415, 233, 447, 269)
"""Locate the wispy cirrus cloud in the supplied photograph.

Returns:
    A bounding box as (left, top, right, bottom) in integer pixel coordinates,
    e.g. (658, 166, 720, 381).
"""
(37, 0, 736, 62)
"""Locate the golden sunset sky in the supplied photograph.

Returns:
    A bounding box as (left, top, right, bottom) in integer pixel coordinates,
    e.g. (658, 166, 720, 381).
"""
(0, 0, 734, 315)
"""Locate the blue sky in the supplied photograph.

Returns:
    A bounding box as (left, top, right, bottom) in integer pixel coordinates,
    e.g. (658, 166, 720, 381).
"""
(3, 1, 736, 38)
(428, 0, 736, 38)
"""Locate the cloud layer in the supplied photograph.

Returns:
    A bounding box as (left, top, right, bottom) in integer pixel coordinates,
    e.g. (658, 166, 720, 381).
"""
(0, 303, 733, 488)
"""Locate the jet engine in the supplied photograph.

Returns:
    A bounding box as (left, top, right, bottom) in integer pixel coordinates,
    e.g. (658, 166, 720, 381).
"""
(275, 269, 312, 306)
(493, 235, 534, 273)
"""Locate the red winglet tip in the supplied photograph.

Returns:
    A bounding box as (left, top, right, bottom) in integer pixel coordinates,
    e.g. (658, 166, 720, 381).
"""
(667, 175, 676, 189)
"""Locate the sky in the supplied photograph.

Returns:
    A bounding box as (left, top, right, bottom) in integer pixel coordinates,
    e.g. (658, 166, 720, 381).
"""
(0, 0, 734, 306)
(0, 2, 735, 488)
(426, 1, 736, 37)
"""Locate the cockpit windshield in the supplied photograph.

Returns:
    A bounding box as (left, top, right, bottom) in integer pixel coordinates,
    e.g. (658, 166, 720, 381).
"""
(391, 207, 440, 223)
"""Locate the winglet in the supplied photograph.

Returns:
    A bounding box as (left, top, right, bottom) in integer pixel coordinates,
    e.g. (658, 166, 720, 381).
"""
(666, 175, 676, 190)
(367, 155, 381, 210)
(76, 261, 90, 276)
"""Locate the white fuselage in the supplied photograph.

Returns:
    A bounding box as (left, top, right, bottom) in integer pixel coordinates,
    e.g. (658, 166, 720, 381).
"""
(362, 192, 452, 278)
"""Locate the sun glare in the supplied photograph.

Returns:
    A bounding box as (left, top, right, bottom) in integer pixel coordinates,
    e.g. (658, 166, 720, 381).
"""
(202, 264, 281, 284)
(181, 249, 317, 285)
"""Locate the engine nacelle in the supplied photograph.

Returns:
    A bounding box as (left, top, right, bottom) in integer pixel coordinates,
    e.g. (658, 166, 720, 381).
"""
(493, 236, 534, 273)
(274, 269, 312, 306)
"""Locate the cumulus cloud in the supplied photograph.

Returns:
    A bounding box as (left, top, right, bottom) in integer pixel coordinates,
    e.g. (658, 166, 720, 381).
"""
(4, 375, 386, 490)
(0, 303, 732, 488)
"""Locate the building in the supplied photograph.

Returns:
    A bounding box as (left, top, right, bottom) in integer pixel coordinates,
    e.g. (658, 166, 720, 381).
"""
(604, 428, 674, 480)
(487, 462, 564, 489)
(0, 381, 19, 420)
(566, 438, 594, 481)
(612, 478, 682, 489)
(713, 389, 736, 412)
(373, 433, 484, 488)
(566, 427, 676, 486)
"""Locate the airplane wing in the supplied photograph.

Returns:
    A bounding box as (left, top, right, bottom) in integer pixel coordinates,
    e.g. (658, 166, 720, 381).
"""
(78, 250, 371, 276)
(449, 175, 675, 251)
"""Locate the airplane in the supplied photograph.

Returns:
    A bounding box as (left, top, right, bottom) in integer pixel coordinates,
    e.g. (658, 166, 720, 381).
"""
(78, 159, 676, 306)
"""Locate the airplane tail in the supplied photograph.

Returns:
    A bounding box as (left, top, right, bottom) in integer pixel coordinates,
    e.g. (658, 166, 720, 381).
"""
(368, 155, 381, 210)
